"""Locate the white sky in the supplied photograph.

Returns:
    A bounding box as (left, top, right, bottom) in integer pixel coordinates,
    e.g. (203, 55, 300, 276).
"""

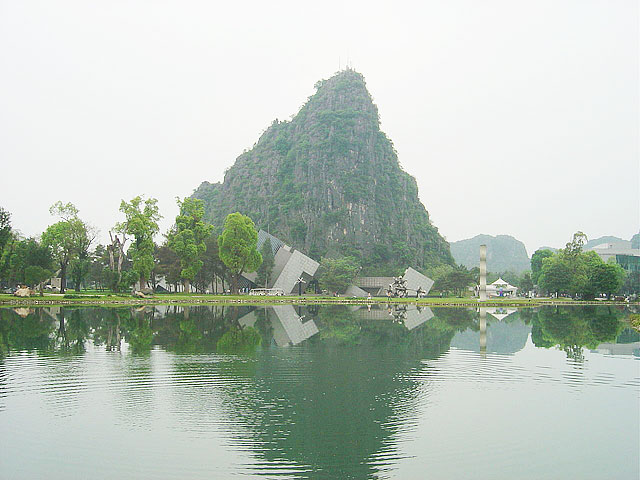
(1, 0, 638, 256)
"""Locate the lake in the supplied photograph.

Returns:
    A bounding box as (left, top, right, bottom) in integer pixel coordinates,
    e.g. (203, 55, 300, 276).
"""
(0, 304, 638, 479)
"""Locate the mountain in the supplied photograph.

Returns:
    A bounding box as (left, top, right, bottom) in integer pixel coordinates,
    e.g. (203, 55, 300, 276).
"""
(193, 69, 453, 274)
(584, 236, 625, 248)
(450, 235, 530, 273)
(632, 233, 640, 249)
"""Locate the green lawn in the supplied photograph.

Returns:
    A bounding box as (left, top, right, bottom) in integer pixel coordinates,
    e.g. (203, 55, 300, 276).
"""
(0, 291, 622, 308)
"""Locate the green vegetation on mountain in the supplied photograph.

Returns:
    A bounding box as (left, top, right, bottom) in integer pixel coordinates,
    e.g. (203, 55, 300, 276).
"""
(450, 234, 530, 273)
(193, 69, 453, 275)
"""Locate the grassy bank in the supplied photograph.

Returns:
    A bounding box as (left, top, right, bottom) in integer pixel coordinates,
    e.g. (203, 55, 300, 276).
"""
(0, 292, 634, 308)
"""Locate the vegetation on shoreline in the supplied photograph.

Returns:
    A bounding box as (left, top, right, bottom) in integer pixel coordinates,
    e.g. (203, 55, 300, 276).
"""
(0, 292, 632, 308)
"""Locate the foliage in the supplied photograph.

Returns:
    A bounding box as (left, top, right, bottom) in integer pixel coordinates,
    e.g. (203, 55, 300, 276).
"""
(218, 213, 262, 294)
(317, 256, 360, 293)
(167, 197, 214, 291)
(520, 272, 534, 293)
(155, 245, 181, 289)
(3, 238, 53, 286)
(194, 233, 229, 293)
(538, 232, 625, 298)
(433, 265, 474, 296)
(531, 249, 554, 285)
(192, 70, 454, 275)
(256, 238, 274, 287)
(216, 327, 262, 354)
(41, 202, 94, 293)
(531, 306, 624, 360)
(118, 196, 161, 289)
(588, 262, 625, 298)
(0, 207, 11, 255)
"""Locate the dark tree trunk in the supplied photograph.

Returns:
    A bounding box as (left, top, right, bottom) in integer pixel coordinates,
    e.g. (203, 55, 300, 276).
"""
(231, 274, 238, 295)
(60, 262, 67, 294)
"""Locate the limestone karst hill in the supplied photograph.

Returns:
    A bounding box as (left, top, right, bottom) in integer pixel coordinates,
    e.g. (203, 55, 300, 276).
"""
(450, 234, 530, 273)
(193, 69, 454, 275)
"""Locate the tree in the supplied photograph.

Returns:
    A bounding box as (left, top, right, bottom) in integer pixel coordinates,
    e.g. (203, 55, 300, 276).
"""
(520, 272, 534, 294)
(218, 213, 262, 294)
(4, 238, 53, 288)
(41, 202, 94, 293)
(0, 207, 11, 254)
(155, 245, 181, 292)
(24, 266, 52, 296)
(194, 233, 228, 293)
(117, 196, 161, 291)
(589, 262, 625, 298)
(531, 249, 554, 285)
(564, 231, 588, 257)
(434, 265, 474, 297)
(167, 198, 214, 293)
(317, 256, 360, 294)
(539, 255, 577, 296)
(256, 238, 274, 287)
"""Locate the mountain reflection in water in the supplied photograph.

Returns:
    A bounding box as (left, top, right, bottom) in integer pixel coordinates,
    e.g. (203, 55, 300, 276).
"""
(0, 304, 638, 479)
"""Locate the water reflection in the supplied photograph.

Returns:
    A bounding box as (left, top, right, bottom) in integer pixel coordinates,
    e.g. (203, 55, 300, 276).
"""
(0, 304, 637, 479)
(0, 304, 634, 359)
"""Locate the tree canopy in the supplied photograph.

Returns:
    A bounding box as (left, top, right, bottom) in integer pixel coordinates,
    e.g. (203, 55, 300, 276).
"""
(118, 196, 161, 290)
(218, 213, 262, 294)
(317, 256, 360, 294)
(41, 202, 94, 293)
(167, 197, 214, 292)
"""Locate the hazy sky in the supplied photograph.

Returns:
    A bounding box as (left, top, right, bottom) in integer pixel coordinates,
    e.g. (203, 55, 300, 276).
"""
(1, 0, 638, 256)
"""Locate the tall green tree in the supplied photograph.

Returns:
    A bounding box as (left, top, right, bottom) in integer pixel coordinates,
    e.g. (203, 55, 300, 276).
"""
(5, 238, 53, 288)
(589, 262, 625, 298)
(317, 256, 360, 294)
(117, 196, 161, 291)
(434, 265, 474, 297)
(218, 213, 262, 294)
(155, 245, 181, 292)
(520, 272, 534, 293)
(167, 198, 214, 293)
(538, 254, 574, 294)
(256, 238, 274, 287)
(0, 207, 11, 255)
(531, 249, 554, 285)
(194, 233, 228, 293)
(41, 202, 94, 293)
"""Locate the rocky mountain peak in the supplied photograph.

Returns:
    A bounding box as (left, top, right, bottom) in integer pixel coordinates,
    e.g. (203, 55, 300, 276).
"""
(193, 70, 453, 274)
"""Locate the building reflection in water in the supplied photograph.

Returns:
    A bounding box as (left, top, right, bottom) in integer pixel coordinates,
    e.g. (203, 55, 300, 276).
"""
(239, 305, 319, 346)
(352, 304, 435, 331)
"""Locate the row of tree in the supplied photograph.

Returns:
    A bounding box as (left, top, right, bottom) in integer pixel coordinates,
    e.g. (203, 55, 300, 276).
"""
(531, 232, 627, 298)
(0, 200, 265, 295)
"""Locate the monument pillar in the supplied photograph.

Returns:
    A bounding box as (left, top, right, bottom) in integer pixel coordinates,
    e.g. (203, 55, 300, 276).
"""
(479, 307, 487, 356)
(479, 244, 487, 301)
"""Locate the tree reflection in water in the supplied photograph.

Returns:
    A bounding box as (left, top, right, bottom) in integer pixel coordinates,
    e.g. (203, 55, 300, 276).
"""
(0, 304, 634, 477)
(531, 306, 625, 360)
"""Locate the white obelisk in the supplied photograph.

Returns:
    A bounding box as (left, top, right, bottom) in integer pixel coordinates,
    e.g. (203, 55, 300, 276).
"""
(479, 244, 487, 301)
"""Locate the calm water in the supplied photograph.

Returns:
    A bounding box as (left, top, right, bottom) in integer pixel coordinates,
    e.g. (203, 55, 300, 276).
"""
(0, 304, 638, 479)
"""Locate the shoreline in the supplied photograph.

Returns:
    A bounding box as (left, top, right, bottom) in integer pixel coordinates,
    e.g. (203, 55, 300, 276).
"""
(0, 295, 636, 308)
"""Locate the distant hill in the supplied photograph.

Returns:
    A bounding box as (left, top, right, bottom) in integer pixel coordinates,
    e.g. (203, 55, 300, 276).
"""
(450, 235, 530, 273)
(192, 69, 454, 274)
(585, 236, 625, 248)
(632, 233, 640, 249)
(536, 246, 558, 253)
